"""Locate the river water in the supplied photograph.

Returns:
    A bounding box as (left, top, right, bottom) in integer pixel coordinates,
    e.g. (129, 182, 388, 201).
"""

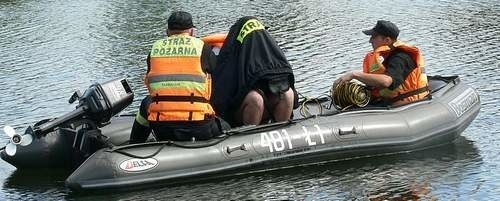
(0, 0, 498, 200)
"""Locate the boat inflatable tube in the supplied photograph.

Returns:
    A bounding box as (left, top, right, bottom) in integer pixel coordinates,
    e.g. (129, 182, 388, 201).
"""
(0, 76, 481, 192)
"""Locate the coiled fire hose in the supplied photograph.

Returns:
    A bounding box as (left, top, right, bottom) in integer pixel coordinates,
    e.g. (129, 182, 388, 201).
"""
(331, 81, 370, 110)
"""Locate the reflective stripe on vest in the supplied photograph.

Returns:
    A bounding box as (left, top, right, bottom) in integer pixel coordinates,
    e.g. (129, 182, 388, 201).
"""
(146, 34, 215, 121)
(362, 41, 429, 104)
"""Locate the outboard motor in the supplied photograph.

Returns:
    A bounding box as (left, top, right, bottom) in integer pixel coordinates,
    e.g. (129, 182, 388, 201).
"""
(35, 78, 134, 134)
(1, 78, 134, 169)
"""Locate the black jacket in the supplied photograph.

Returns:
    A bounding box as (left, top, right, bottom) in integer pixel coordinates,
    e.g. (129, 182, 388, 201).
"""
(210, 16, 295, 122)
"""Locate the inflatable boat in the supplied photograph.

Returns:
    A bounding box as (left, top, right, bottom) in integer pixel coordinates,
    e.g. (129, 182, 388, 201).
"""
(0, 75, 480, 191)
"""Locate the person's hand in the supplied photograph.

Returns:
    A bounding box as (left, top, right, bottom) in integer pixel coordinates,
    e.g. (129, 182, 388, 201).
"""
(334, 71, 355, 86)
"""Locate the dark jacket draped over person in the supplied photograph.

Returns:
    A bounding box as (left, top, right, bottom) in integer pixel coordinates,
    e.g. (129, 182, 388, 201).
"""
(210, 16, 296, 124)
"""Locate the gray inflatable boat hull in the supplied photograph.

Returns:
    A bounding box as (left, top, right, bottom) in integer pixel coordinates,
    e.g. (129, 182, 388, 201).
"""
(63, 76, 480, 191)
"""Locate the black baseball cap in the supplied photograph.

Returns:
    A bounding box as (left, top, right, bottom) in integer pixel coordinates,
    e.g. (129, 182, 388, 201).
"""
(168, 11, 195, 30)
(362, 20, 399, 39)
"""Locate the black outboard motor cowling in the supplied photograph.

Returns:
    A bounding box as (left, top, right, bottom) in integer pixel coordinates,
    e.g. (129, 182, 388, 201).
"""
(78, 78, 134, 127)
(35, 78, 134, 135)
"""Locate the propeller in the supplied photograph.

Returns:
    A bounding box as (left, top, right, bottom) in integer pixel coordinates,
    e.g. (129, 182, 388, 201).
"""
(3, 126, 33, 156)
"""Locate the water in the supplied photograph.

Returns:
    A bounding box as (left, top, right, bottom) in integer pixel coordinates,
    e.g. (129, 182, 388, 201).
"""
(0, 0, 498, 200)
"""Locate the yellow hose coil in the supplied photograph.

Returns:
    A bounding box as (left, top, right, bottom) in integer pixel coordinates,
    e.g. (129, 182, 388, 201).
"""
(331, 81, 370, 110)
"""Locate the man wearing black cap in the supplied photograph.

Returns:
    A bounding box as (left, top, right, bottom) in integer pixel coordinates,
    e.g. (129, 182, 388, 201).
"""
(130, 11, 224, 143)
(335, 20, 429, 106)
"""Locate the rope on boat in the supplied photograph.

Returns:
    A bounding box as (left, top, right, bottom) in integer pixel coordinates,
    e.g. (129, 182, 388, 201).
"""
(112, 144, 168, 159)
(109, 135, 233, 158)
(296, 91, 335, 118)
(108, 120, 298, 158)
(330, 81, 370, 111)
(299, 95, 325, 117)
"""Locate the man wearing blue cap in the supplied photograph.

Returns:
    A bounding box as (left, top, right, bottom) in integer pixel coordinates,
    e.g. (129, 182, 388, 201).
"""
(335, 20, 429, 106)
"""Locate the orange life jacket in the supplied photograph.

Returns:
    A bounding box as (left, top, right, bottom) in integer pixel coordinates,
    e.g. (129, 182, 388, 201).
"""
(201, 33, 227, 48)
(146, 34, 215, 121)
(362, 41, 429, 105)
(201, 33, 227, 49)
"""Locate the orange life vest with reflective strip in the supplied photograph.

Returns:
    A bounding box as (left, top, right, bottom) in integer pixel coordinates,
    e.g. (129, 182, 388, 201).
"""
(146, 34, 215, 121)
(362, 41, 429, 105)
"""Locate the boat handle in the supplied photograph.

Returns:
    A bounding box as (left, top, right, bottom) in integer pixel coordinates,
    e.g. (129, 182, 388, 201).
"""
(226, 144, 247, 154)
(338, 127, 357, 135)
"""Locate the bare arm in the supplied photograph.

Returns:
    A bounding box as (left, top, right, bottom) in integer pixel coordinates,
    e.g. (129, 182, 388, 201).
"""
(335, 70, 392, 88)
